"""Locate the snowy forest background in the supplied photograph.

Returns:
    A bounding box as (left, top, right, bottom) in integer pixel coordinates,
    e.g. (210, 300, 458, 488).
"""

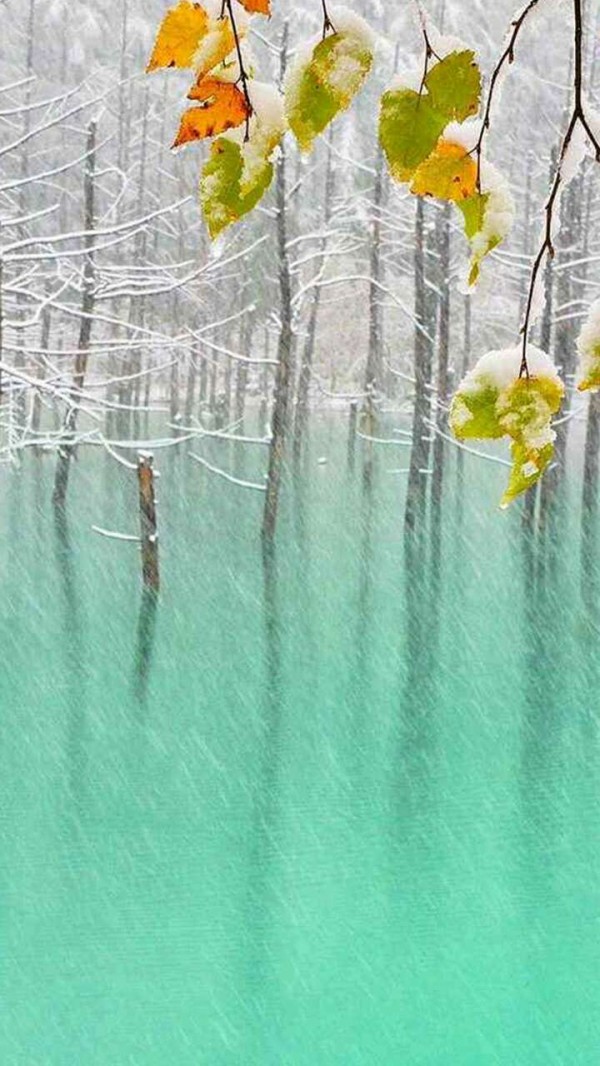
(0, 0, 599, 538)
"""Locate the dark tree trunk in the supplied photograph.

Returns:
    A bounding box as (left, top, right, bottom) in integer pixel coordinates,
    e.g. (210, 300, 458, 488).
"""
(404, 199, 434, 541)
(262, 27, 294, 550)
(53, 121, 96, 507)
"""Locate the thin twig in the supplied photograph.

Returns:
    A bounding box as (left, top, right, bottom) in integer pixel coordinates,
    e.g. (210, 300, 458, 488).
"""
(473, 0, 544, 190)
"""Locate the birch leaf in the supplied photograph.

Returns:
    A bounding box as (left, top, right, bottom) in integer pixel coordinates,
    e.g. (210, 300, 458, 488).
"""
(200, 84, 285, 237)
(501, 441, 555, 508)
(201, 137, 274, 238)
(237, 0, 271, 12)
(379, 89, 446, 182)
(450, 346, 565, 506)
(424, 50, 482, 123)
(174, 79, 250, 144)
(147, 1, 236, 77)
(576, 298, 600, 391)
(457, 164, 514, 286)
(411, 140, 477, 202)
(285, 24, 374, 152)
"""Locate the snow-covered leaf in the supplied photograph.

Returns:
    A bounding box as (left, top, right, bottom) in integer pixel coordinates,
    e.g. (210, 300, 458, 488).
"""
(146, 1, 237, 77)
(450, 346, 564, 505)
(457, 163, 514, 286)
(576, 298, 600, 392)
(285, 11, 374, 153)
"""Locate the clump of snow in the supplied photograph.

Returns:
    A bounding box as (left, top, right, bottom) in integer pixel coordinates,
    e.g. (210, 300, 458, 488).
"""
(444, 119, 482, 153)
(428, 27, 471, 60)
(329, 6, 377, 51)
(459, 345, 561, 396)
(192, 3, 249, 76)
(388, 63, 425, 95)
(561, 119, 589, 185)
(223, 82, 286, 185)
(285, 5, 375, 107)
(478, 162, 514, 245)
(527, 268, 547, 330)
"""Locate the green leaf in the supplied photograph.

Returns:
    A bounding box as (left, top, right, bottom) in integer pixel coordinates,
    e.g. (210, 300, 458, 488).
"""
(576, 300, 600, 392)
(450, 348, 565, 507)
(496, 376, 564, 445)
(501, 441, 554, 509)
(200, 137, 274, 239)
(286, 32, 373, 152)
(457, 168, 513, 287)
(379, 89, 447, 182)
(424, 50, 482, 123)
(449, 382, 504, 440)
(457, 192, 488, 239)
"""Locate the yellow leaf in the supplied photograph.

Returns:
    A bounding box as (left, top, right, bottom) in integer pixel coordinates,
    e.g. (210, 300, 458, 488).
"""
(410, 141, 477, 203)
(173, 78, 250, 144)
(147, 1, 236, 76)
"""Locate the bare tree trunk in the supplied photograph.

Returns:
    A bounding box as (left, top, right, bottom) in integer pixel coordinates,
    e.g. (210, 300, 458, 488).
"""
(262, 27, 294, 550)
(293, 136, 336, 461)
(347, 400, 358, 473)
(364, 144, 384, 415)
(404, 199, 434, 541)
(53, 121, 97, 507)
(430, 202, 451, 579)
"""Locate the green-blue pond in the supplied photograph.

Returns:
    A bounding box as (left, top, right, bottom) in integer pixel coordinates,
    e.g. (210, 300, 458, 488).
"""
(1, 415, 599, 1064)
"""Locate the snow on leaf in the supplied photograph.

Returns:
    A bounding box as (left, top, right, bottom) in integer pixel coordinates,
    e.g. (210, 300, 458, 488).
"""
(501, 441, 555, 508)
(450, 346, 564, 505)
(200, 82, 285, 237)
(285, 14, 374, 153)
(200, 137, 273, 238)
(173, 78, 250, 145)
(457, 163, 514, 286)
(379, 88, 447, 182)
(410, 140, 478, 202)
(576, 298, 600, 392)
(424, 50, 482, 123)
(146, 1, 237, 77)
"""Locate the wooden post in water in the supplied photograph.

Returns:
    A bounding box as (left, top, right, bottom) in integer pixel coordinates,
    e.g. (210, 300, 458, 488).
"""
(347, 401, 358, 473)
(137, 452, 160, 591)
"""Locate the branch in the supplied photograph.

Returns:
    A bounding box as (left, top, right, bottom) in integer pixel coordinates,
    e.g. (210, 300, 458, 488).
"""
(520, 0, 600, 377)
(474, 0, 545, 189)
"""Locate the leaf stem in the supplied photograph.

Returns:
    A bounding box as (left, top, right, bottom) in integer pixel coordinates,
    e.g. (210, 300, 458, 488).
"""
(321, 0, 336, 38)
(222, 0, 253, 141)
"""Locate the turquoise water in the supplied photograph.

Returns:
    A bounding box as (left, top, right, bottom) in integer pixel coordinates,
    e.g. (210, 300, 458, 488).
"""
(1, 419, 599, 1064)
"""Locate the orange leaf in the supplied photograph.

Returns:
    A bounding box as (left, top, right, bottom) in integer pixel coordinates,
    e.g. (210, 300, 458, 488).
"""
(147, 1, 236, 76)
(174, 80, 250, 145)
(237, 0, 271, 13)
